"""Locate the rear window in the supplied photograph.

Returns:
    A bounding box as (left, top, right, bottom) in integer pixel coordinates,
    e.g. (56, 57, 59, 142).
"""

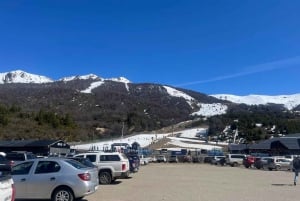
(65, 159, 89, 169)
(72, 158, 95, 167)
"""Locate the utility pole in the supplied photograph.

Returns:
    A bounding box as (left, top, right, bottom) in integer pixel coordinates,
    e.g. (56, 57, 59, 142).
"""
(121, 121, 125, 139)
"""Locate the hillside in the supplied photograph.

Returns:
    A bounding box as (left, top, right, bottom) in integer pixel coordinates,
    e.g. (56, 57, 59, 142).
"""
(0, 70, 300, 142)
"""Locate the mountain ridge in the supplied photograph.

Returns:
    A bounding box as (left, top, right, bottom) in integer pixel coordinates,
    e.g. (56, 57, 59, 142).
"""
(1, 70, 298, 110)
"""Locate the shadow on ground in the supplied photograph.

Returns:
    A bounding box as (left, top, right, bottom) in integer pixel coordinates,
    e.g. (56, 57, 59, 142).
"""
(272, 183, 294, 186)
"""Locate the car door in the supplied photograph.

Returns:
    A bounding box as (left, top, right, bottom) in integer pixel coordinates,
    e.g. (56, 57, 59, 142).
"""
(12, 161, 35, 199)
(27, 160, 61, 199)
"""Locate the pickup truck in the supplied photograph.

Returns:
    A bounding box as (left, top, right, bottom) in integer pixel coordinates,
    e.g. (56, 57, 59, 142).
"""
(0, 164, 15, 201)
(75, 152, 130, 185)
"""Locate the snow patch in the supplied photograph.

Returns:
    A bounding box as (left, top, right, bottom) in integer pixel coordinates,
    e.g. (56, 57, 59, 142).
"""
(81, 81, 105, 93)
(163, 86, 195, 107)
(192, 103, 228, 117)
(72, 127, 224, 151)
(211, 94, 300, 110)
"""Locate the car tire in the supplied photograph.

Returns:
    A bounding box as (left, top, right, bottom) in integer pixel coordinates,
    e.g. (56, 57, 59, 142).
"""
(99, 171, 112, 184)
(52, 187, 74, 201)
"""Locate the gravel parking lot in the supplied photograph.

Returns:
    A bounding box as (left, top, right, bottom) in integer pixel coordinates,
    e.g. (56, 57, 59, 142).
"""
(85, 163, 299, 201)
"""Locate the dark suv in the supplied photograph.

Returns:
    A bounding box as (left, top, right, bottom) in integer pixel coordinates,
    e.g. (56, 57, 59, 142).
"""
(5, 152, 36, 166)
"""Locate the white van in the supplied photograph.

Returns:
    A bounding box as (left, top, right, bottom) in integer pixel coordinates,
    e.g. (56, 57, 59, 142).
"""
(226, 154, 246, 167)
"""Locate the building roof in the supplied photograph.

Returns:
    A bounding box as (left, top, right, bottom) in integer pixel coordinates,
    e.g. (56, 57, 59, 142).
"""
(250, 137, 300, 150)
(0, 140, 66, 148)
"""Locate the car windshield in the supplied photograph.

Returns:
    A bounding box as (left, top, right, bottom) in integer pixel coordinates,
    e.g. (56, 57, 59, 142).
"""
(65, 159, 89, 169)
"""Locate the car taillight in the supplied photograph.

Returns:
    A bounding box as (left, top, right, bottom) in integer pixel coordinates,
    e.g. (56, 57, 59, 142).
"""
(11, 183, 16, 201)
(78, 173, 91, 181)
(122, 163, 126, 171)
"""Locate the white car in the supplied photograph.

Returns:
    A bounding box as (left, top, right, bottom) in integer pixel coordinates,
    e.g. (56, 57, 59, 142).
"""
(12, 158, 98, 201)
(139, 155, 150, 165)
(156, 155, 167, 163)
(0, 164, 15, 201)
(225, 154, 246, 167)
(74, 152, 130, 184)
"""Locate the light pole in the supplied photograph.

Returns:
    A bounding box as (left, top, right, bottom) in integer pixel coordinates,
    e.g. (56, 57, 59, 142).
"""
(121, 121, 125, 139)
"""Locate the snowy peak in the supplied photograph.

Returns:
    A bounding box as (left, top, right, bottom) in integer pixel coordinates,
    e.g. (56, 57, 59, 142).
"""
(0, 70, 53, 84)
(211, 94, 300, 110)
(108, 77, 131, 83)
(59, 74, 100, 82)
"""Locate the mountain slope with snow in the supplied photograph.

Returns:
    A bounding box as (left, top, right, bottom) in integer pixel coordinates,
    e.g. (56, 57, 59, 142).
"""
(211, 94, 300, 110)
(0, 70, 53, 84)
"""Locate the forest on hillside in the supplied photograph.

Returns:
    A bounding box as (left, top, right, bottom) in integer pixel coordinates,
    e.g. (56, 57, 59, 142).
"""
(1, 103, 300, 143)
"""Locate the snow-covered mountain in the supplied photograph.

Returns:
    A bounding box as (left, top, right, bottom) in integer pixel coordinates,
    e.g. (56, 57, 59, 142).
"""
(0, 70, 53, 84)
(211, 94, 300, 110)
(1, 70, 299, 112)
(0, 70, 130, 85)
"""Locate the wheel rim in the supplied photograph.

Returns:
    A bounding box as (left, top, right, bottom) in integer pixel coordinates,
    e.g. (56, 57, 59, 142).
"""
(55, 190, 70, 201)
(100, 172, 111, 184)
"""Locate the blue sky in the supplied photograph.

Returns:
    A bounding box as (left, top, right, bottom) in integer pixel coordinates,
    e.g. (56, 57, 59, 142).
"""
(0, 0, 299, 95)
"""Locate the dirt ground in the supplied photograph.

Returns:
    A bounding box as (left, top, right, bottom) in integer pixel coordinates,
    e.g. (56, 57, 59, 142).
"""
(85, 163, 299, 201)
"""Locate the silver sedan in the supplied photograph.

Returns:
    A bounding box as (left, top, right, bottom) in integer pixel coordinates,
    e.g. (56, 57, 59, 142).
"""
(12, 158, 99, 201)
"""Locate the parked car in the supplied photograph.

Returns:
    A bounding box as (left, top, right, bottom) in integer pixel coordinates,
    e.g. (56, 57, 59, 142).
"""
(139, 155, 150, 165)
(169, 155, 179, 163)
(203, 156, 214, 164)
(266, 157, 292, 171)
(211, 156, 226, 165)
(243, 155, 256, 168)
(156, 155, 167, 163)
(225, 154, 246, 167)
(254, 157, 273, 169)
(11, 158, 98, 201)
(0, 164, 15, 201)
(67, 157, 98, 169)
(183, 155, 192, 163)
(74, 152, 130, 184)
(5, 151, 36, 166)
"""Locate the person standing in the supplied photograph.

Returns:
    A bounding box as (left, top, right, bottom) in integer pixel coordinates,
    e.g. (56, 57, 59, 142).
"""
(292, 156, 300, 186)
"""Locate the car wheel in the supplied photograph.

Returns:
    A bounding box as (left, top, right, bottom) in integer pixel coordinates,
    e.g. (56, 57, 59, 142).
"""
(99, 171, 112, 184)
(52, 187, 74, 201)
